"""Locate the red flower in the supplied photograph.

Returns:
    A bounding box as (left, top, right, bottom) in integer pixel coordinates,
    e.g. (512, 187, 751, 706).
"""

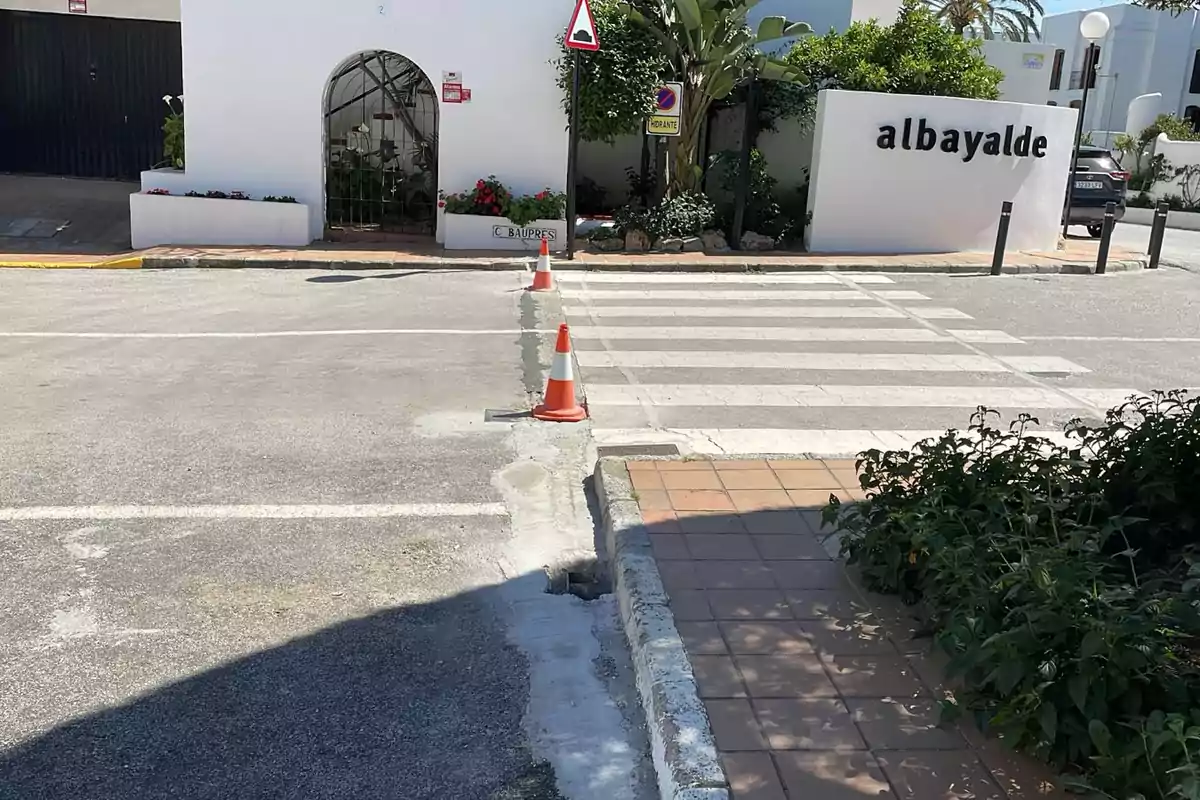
(492, 205, 502, 214)
(476, 180, 486, 189)
(437, 201, 446, 208)
(536, 191, 548, 201)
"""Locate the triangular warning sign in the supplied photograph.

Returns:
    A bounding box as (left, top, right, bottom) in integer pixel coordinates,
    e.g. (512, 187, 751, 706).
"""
(565, 0, 600, 51)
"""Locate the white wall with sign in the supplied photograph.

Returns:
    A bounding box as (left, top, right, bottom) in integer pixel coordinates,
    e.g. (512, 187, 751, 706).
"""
(135, 0, 567, 247)
(981, 41, 1057, 106)
(805, 89, 1077, 254)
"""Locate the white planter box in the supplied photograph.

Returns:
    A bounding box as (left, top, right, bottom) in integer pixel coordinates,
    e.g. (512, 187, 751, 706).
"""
(130, 193, 312, 248)
(442, 213, 566, 252)
(1122, 206, 1200, 230)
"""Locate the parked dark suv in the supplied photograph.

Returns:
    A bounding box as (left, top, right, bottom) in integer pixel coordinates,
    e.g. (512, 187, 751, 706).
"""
(1065, 147, 1130, 237)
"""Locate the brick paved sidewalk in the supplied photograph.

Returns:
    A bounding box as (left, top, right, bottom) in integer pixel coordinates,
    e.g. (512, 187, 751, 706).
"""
(625, 457, 1066, 800)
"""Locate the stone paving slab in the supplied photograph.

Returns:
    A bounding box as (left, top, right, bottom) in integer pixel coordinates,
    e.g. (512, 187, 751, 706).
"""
(603, 455, 1069, 800)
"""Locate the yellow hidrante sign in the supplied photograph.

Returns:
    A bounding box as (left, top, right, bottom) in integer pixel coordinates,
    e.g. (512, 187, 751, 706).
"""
(646, 116, 680, 136)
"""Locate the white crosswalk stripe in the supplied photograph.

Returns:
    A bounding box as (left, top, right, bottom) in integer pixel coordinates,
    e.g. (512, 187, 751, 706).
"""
(560, 273, 1121, 456)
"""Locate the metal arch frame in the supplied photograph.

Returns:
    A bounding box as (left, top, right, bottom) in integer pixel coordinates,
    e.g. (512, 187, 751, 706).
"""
(323, 50, 439, 236)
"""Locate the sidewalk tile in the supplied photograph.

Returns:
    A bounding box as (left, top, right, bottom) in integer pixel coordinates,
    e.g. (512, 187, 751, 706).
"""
(691, 655, 748, 698)
(657, 460, 716, 471)
(800, 619, 900, 656)
(677, 621, 728, 655)
(637, 490, 672, 510)
(737, 654, 839, 698)
(729, 490, 795, 512)
(822, 459, 858, 472)
(721, 470, 785, 490)
(678, 514, 748, 534)
(767, 459, 831, 470)
(875, 750, 1005, 800)
(668, 589, 713, 621)
(753, 534, 830, 561)
(722, 752, 786, 800)
(741, 511, 812, 535)
(847, 698, 966, 750)
(828, 469, 862, 491)
(773, 752, 895, 800)
(961, 719, 1072, 799)
(768, 560, 849, 590)
(720, 622, 814, 655)
(696, 561, 777, 589)
(649, 533, 690, 560)
(626, 460, 658, 471)
(640, 509, 681, 531)
(629, 469, 665, 492)
(671, 490, 736, 512)
(687, 533, 760, 560)
(753, 698, 865, 750)
(661, 470, 725, 491)
(658, 560, 702, 592)
(787, 489, 846, 508)
(708, 589, 794, 620)
(821, 654, 928, 698)
(706, 699, 768, 751)
(774, 469, 843, 491)
(714, 459, 772, 470)
(785, 590, 863, 621)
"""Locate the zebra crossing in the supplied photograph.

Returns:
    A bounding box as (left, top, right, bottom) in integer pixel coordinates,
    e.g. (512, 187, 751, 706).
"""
(558, 271, 1141, 456)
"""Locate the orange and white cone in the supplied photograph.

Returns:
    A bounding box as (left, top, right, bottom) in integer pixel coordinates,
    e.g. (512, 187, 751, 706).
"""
(533, 324, 587, 422)
(530, 237, 554, 292)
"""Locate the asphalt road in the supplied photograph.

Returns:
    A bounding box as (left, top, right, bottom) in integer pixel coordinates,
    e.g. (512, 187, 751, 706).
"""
(0, 269, 653, 800)
(1111, 220, 1200, 271)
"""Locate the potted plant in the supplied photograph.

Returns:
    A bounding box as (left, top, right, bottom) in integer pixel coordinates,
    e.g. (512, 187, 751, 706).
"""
(439, 176, 567, 251)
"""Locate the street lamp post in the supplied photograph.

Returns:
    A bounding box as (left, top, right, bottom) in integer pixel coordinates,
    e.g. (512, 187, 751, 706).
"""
(1062, 10, 1111, 237)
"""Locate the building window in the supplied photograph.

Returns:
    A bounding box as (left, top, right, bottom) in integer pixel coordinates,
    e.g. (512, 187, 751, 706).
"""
(1191, 50, 1200, 94)
(1069, 100, 1082, 109)
(1047, 101, 1058, 106)
(1186, 106, 1200, 132)
(1050, 49, 1065, 90)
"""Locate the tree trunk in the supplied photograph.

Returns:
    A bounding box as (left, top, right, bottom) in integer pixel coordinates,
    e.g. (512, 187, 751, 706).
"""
(668, 87, 712, 197)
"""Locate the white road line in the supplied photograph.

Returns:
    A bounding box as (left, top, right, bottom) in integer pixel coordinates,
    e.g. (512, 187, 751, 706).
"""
(569, 326, 1020, 344)
(558, 289, 929, 301)
(1020, 336, 1200, 343)
(0, 503, 509, 521)
(0, 330, 555, 339)
(586, 384, 1134, 408)
(563, 306, 911, 319)
(907, 307, 974, 320)
(575, 351, 1090, 373)
(948, 329, 1025, 344)
(998, 356, 1092, 374)
(592, 428, 1073, 456)
(570, 326, 948, 342)
(553, 273, 895, 284)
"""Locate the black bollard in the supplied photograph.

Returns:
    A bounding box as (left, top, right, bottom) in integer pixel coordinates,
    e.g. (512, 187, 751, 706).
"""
(1095, 201, 1116, 275)
(1148, 201, 1169, 270)
(991, 201, 1012, 276)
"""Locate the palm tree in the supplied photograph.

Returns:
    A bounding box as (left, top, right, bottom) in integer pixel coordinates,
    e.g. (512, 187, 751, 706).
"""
(926, 0, 1044, 41)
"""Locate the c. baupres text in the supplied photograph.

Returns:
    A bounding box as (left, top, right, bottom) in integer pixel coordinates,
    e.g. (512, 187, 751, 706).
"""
(877, 118, 1049, 163)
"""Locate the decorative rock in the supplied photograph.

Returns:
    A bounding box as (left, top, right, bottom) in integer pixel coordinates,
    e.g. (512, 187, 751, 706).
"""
(593, 236, 625, 252)
(655, 237, 685, 253)
(682, 236, 705, 252)
(741, 231, 776, 251)
(701, 230, 730, 252)
(625, 230, 651, 253)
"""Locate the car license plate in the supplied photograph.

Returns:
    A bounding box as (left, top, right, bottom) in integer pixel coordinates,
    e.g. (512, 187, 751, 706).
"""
(1075, 180, 1104, 190)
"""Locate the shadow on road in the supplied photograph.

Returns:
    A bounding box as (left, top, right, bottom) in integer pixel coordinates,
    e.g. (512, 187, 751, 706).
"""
(0, 577, 564, 800)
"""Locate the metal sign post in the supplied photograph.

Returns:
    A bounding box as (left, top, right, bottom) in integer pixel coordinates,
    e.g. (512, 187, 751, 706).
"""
(564, 0, 599, 260)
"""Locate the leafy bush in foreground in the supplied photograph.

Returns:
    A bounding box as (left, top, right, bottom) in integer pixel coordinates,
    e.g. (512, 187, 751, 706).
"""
(827, 392, 1200, 798)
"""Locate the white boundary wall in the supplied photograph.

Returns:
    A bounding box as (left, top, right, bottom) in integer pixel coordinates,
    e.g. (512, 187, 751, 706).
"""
(805, 89, 1078, 254)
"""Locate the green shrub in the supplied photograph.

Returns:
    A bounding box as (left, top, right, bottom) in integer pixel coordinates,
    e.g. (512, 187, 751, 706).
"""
(829, 393, 1200, 796)
(614, 193, 715, 240)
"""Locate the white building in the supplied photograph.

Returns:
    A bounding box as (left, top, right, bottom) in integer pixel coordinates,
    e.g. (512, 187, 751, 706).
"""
(1043, 2, 1200, 134)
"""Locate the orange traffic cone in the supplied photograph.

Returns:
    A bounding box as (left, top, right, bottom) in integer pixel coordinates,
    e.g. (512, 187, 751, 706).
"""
(533, 324, 587, 422)
(530, 237, 554, 292)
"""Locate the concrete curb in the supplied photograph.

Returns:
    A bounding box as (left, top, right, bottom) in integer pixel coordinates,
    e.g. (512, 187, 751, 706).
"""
(594, 457, 728, 800)
(0, 255, 143, 269)
(137, 254, 1147, 274)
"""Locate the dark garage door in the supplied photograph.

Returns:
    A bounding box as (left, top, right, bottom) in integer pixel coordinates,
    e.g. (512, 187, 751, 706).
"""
(0, 10, 182, 180)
